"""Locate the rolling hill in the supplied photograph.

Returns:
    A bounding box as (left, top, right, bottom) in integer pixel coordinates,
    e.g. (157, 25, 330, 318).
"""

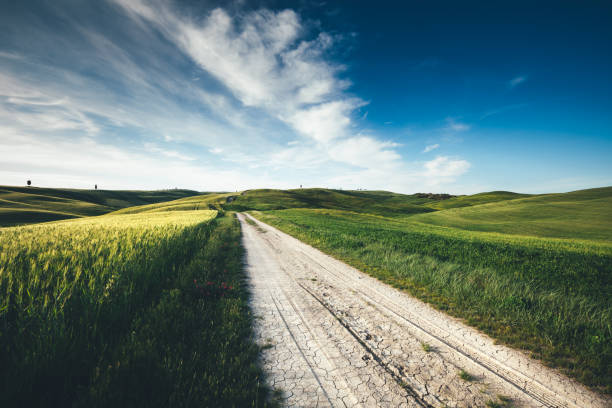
(7, 184, 610, 239)
(0, 186, 200, 227)
(412, 186, 612, 241)
(425, 191, 531, 210)
(224, 188, 445, 216)
(110, 192, 236, 214)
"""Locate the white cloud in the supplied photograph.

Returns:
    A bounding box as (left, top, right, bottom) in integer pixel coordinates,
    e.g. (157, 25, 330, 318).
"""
(322, 158, 471, 193)
(509, 75, 527, 88)
(423, 156, 471, 185)
(286, 99, 363, 143)
(267, 144, 329, 170)
(0, 51, 23, 60)
(329, 136, 400, 168)
(144, 143, 196, 161)
(0, 73, 100, 134)
(445, 118, 470, 132)
(423, 143, 439, 153)
(110, 0, 416, 180)
(112, 1, 360, 145)
(0, 127, 285, 191)
(481, 102, 529, 120)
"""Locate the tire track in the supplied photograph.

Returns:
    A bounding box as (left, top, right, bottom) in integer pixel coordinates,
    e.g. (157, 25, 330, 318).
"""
(296, 281, 434, 408)
(290, 247, 559, 407)
(241, 213, 413, 407)
(269, 294, 335, 407)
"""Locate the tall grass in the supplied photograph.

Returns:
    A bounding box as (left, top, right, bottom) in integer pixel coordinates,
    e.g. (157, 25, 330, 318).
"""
(253, 209, 612, 393)
(0, 211, 273, 406)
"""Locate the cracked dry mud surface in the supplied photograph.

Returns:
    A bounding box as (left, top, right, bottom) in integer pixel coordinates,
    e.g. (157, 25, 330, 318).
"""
(237, 213, 609, 408)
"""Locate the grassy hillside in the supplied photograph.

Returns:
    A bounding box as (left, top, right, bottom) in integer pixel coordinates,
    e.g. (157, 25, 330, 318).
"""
(0, 209, 275, 406)
(425, 191, 530, 210)
(413, 186, 612, 241)
(0, 186, 200, 227)
(3, 185, 530, 225)
(225, 188, 442, 216)
(248, 186, 612, 393)
(112, 192, 236, 214)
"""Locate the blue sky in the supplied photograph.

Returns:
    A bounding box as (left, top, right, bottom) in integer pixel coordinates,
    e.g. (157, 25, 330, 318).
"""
(1, 0, 610, 193)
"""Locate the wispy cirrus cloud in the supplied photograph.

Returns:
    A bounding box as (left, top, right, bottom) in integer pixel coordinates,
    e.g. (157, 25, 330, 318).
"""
(480, 102, 530, 120)
(0, 125, 282, 190)
(112, 1, 358, 144)
(0, 51, 23, 60)
(423, 143, 439, 153)
(144, 143, 196, 161)
(508, 75, 527, 88)
(0, 72, 100, 134)
(445, 118, 470, 132)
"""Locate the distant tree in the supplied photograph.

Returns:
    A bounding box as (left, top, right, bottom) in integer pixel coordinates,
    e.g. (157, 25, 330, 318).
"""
(27, 180, 31, 186)
(95, 184, 97, 190)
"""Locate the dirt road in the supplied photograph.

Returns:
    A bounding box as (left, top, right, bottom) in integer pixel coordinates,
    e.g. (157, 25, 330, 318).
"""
(237, 213, 608, 408)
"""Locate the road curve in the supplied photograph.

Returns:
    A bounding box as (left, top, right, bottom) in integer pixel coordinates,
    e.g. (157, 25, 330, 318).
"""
(237, 213, 609, 408)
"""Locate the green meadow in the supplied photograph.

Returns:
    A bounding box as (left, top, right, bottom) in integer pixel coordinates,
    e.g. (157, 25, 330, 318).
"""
(247, 186, 612, 392)
(414, 187, 612, 241)
(0, 204, 274, 407)
(424, 190, 530, 210)
(0, 186, 200, 227)
(112, 192, 237, 215)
